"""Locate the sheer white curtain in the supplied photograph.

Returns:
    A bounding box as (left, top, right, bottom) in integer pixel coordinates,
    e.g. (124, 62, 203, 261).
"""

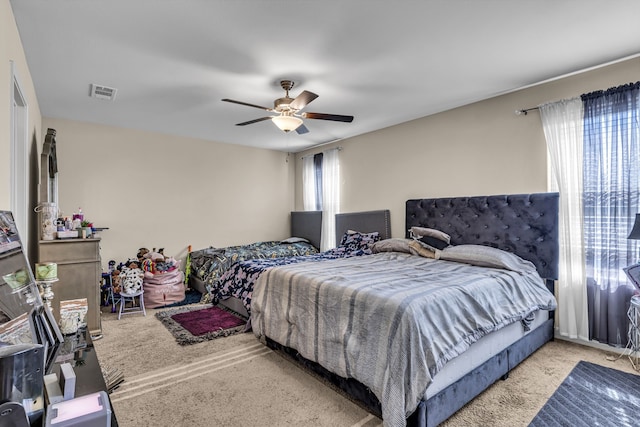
(302, 155, 316, 211)
(321, 148, 340, 251)
(539, 98, 590, 341)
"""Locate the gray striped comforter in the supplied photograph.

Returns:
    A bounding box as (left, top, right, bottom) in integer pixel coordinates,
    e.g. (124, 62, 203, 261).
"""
(251, 252, 557, 427)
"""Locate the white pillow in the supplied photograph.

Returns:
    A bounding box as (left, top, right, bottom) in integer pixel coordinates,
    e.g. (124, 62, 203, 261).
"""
(280, 237, 310, 244)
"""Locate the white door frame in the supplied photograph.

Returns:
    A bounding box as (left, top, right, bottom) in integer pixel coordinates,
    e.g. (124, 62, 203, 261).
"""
(10, 61, 29, 242)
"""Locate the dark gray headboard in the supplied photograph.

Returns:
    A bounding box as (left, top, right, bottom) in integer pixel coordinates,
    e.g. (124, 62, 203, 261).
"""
(335, 210, 392, 244)
(406, 193, 559, 280)
(291, 211, 322, 250)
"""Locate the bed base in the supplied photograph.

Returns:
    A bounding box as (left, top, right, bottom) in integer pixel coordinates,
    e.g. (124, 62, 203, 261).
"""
(266, 193, 559, 425)
(267, 318, 553, 426)
(188, 275, 207, 296)
(416, 318, 553, 426)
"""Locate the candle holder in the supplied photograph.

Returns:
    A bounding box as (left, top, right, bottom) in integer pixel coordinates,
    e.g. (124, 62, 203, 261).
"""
(37, 278, 58, 309)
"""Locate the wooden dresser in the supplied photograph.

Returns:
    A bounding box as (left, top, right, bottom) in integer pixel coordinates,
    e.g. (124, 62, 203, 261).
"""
(38, 238, 102, 335)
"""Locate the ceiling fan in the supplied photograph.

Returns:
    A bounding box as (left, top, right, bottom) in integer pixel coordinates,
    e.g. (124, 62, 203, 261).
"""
(222, 80, 354, 134)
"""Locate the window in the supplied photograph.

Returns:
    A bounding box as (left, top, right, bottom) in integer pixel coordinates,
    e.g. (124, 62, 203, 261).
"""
(303, 153, 323, 210)
(581, 84, 640, 346)
(541, 82, 640, 346)
(302, 149, 340, 250)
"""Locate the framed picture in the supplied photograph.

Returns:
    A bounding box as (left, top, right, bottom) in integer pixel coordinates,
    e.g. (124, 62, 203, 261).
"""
(0, 211, 21, 255)
(0, 312, 35, 345)
(624, 263, 640, 292)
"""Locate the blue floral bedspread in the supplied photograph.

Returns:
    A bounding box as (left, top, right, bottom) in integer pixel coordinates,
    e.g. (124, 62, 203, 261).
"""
(217, 247, 369, 315)
(189, 241, 318, 291)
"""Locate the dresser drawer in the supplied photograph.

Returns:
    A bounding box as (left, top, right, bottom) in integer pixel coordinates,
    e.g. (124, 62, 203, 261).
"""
(38, 237, 102, 334)
(39, 238, 100, 264)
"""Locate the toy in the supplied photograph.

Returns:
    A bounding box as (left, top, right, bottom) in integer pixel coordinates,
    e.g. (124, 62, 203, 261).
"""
(120, 266, 144, 294)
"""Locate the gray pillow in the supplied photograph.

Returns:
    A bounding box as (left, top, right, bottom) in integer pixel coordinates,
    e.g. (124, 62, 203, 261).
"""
(439, 245, 537, 273)
(372, 238, 412, 254)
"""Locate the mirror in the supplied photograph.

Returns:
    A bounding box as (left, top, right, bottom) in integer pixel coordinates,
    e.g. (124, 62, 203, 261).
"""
(39, 128, 58, 207)
(0, 211, 62, 372)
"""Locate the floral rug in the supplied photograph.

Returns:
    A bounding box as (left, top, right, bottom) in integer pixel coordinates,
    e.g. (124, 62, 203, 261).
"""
(155, 304, 247, 345)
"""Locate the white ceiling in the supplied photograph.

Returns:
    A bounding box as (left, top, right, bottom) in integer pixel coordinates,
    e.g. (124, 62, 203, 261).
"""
(10, 1, 640, 152)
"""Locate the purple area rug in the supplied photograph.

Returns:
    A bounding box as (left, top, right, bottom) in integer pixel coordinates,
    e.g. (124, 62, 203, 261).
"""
(155, 304, 247, 345)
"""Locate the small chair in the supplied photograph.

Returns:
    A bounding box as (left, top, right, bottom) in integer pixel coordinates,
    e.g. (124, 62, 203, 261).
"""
(110, 287, 121, 313)
(118, 286, 146, 320)
(101, 273, 121, 313)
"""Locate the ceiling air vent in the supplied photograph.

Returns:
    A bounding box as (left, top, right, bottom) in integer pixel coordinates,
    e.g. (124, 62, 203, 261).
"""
(89, 83, 117, 101)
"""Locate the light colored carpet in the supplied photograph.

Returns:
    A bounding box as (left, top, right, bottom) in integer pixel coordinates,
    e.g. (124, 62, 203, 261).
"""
(93, 305, 638, 427)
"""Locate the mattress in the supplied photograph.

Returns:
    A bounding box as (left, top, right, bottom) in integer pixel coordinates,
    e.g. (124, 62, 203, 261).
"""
(426, 309, 548, 398)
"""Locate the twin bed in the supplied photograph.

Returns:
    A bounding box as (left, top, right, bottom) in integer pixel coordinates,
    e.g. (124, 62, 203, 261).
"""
(188, 209, 391, 310)
(188, 193, 558, 426)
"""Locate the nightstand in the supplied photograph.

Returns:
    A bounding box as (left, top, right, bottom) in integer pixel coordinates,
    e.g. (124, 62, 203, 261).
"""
(626, 295, 640, 369)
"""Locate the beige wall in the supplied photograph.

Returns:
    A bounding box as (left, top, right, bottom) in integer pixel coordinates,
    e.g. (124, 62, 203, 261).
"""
(1, 0, 43, 259)
(296, 57, 640, 238)
(43, 118, 295, 267)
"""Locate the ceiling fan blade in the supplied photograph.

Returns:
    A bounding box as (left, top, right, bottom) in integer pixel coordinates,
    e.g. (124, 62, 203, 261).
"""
(236, 117, 272, 126)
(290, 91, 319, 110)
(222, 98, 272, 111)
(303, 112, 354, 123)
(295, 123, 310, 135)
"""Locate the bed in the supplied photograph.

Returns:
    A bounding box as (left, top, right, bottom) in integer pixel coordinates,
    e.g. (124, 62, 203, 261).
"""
(189, 209, 392, 310)
(188, 211, 323, 300)
(251, 193, 559, 427)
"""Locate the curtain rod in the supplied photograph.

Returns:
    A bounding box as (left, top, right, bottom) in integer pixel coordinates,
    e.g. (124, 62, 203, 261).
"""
(515, 107, 540, 116)
(300, 146, 342, 159)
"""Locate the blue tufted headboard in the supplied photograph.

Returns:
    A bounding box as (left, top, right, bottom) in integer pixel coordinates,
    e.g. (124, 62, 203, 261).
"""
(406, 193, 559, 280)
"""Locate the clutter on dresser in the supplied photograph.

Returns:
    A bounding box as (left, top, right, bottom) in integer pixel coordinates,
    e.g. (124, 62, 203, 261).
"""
(37, 204, 109, 240)
(44, 391, 112, 427)
(35, 262, 58, 281)
(35, 202, 57, 241)
(59, 299, 89, 335)
(35, 262, 59, 309)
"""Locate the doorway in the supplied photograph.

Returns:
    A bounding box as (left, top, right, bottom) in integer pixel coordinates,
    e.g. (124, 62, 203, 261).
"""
(10, 61, 29, 243)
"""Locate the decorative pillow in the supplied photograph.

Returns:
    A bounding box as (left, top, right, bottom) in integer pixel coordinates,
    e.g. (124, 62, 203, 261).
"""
(339, 230, 380, 254)
(408, 240, 441, 259)
(439, 245, 537, 273)
(372, 238, 413, 254)
(414, 235, 450, 251)
(280, 237, 310, 244)
(338, 230, 366, 246)
(409, 226, 451, 244)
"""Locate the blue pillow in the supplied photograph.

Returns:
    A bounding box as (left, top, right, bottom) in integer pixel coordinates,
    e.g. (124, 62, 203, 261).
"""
(338, 231, 380, 254)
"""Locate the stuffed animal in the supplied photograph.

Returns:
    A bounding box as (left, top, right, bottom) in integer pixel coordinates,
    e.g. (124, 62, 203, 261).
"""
(137, 247, 149, 262)
(144, 250, 165, 262)
(120, 266, 144, 294)
(140, 249, 179, 278)
(111, 270, 122, 294)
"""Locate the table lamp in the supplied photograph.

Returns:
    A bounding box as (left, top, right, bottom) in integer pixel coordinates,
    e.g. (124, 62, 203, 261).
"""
(629, 214, 640, 240)
(626, 214, 640, 294)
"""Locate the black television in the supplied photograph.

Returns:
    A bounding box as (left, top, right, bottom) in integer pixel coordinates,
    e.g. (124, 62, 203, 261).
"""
(0, 210, 62, 372)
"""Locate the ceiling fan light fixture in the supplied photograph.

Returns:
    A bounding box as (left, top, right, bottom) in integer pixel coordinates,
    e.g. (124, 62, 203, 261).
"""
(272, 115, 303, 132)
